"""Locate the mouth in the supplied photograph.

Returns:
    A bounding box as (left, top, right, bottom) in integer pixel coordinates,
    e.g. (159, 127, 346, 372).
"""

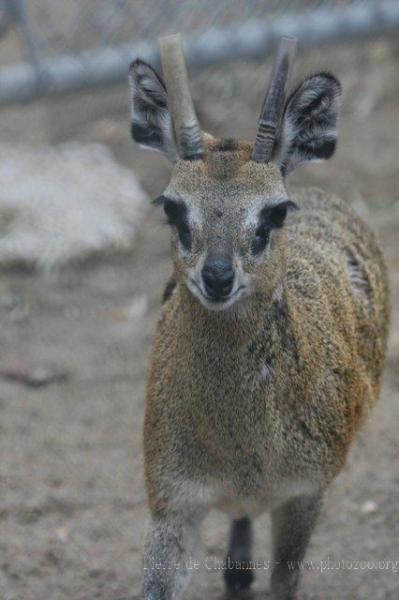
(189, 278, 246, 310)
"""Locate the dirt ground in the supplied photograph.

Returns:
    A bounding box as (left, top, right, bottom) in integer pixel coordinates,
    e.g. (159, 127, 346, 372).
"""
(0, 39, 399, 600)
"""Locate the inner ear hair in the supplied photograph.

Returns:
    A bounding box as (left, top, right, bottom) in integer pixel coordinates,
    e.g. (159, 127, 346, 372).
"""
(276, 72, 341, 176)
(128, 60, 178, 162)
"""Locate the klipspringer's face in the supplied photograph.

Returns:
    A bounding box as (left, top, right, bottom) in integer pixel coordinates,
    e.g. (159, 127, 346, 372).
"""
(130, 39, 341, 312)
(158, 147, 296, 311)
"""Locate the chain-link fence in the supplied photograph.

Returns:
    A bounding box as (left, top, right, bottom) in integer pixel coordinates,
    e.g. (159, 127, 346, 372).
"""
(0, 0, 399, 106)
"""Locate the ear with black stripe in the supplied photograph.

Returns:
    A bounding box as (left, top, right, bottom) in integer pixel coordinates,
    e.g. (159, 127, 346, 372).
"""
(275, 73, 341, 176)
(128, 59, 178, 162)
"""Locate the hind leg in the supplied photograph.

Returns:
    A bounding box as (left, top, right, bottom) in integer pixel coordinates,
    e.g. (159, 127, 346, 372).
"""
(224, 516, 255, 592)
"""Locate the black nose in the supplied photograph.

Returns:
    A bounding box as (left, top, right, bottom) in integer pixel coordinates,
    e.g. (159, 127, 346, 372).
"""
(202, 254, 235, 300)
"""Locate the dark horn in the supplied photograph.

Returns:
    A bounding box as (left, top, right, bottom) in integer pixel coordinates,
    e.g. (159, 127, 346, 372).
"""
(252, 37, 297, 163)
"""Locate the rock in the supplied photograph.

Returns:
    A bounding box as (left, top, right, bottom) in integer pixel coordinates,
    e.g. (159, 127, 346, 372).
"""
(0, 142, 149, 269)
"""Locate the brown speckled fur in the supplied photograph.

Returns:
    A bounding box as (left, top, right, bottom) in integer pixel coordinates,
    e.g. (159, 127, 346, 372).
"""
(141, 137, 389, 599)
(145, 139, 389, 511)
(128, 48, 391, 598)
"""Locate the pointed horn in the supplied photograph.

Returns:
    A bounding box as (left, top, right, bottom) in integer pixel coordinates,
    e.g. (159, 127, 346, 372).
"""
(252, 37, 297, 163)
(159, 34, 204, 160)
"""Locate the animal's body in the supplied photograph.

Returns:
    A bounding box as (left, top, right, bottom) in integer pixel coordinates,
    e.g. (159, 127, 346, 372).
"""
(146, 182, 388, 517)
(129, 35, 389, 600)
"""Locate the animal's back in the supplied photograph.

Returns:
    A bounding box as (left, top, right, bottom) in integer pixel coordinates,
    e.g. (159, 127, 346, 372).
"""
(286, 186, 390, 409)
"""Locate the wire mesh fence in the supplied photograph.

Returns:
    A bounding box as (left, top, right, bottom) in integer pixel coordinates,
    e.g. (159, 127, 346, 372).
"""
(0, 0, 398, 106)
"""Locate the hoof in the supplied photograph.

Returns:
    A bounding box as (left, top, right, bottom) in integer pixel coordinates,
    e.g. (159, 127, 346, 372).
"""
(224, 562, 255, 591)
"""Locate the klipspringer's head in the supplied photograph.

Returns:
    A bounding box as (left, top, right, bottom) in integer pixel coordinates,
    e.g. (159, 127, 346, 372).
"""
(129, 35, 341, 311)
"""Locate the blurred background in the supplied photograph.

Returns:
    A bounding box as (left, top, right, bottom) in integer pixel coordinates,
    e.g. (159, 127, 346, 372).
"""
(0, 1, 398, 599)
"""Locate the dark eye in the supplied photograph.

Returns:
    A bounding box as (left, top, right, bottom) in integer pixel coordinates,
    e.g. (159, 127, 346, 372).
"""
(177, 222, 191, 250)
(263, 200, 297, 228)
(269, 203, 288, 227)
(251, 227, 269, 256)
(163, 198, 184, 224)
(162, 197, 192, 251)
(251, 200, 297, 256)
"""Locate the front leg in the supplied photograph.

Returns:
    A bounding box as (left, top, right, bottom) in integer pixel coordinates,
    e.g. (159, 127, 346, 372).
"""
(271, 493, 322, 600)
(143, 513, 201, 600)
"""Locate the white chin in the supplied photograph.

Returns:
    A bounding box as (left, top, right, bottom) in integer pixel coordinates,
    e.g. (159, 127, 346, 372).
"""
(187, 280, 244, 312)
(198, 295, 241, 312)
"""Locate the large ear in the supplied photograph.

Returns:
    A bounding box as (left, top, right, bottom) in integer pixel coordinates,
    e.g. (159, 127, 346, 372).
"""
(128, 59, 178, 162)
(275, 73, 341, 176)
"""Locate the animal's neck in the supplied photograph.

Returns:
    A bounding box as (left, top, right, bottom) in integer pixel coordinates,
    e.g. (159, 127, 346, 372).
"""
(177, 281, 279, 348)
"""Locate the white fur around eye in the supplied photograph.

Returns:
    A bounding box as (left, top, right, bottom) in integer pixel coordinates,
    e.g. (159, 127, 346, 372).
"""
(187, 203, 203, 231)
